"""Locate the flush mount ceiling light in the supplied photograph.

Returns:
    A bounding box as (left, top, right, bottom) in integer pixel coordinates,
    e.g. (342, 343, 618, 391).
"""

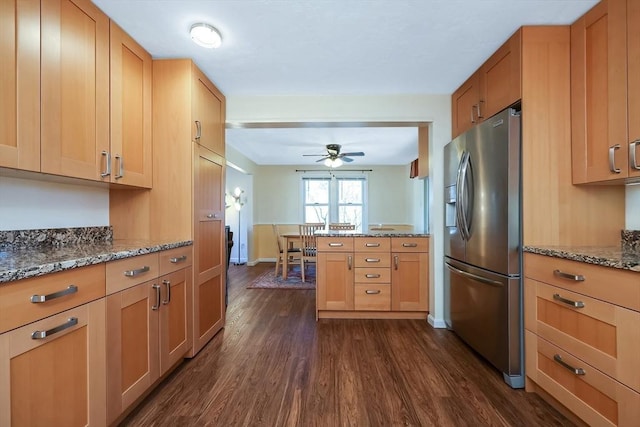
(324, 157, 343, 168)
(190, 23, 222, 49)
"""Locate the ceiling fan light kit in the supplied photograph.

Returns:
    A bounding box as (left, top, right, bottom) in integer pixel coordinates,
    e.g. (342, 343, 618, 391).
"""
(324, 158, 343, 168)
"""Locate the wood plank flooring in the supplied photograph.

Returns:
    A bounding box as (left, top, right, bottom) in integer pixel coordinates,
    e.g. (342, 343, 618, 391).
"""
(121, 263, 572, 426)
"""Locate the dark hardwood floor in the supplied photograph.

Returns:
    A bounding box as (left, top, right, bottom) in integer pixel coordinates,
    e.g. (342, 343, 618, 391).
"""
(121, 263, 572, 426)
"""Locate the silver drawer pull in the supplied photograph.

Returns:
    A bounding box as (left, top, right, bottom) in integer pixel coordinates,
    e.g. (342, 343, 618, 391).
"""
(553, 354, 586, 376)
(365, 289, 381, 295)
(151, 284, 161, 311)
(124, 266, 150, 277)
(365, 258, 380, 263)
(365, 274, 381, 278)
(31, 317, 78, 340)
(365, 243, 380, 247)
(31, 285, 78, 303)
(162, 280, 171, 305)
(328, 243, 344, 247)
(553, 270, 585, 282)
(553, 293, 585, 308)
(402, 243, 418, 247)
(170, 255, 187, 263)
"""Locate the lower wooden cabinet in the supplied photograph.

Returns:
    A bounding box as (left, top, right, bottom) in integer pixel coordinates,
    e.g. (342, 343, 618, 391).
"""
(0, 298, 107, 427)
(317, 251, 354, 311)
(391, 238, 429, 312)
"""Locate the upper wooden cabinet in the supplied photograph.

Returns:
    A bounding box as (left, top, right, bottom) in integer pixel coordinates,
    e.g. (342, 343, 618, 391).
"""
(571, 0, 639, 183)
(627, 0, 640, 179)
(0, 0, 40, 172)
(40, 0, 110, 181)
(192, 66, 225, 156)
(109, 21, 153, 188)
(451, 30, 521, 138)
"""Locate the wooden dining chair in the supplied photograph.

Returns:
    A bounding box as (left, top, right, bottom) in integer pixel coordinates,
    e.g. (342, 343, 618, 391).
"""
(298, 223, 324, 282)
(328, 223, 355, 230)
(272, 224, 301, 276)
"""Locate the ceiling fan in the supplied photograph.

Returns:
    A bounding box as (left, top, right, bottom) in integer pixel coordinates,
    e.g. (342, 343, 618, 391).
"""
(303, 144, 365, 166)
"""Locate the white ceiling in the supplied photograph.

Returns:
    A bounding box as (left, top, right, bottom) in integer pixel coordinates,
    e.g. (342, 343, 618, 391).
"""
(93, 0, 598, 166)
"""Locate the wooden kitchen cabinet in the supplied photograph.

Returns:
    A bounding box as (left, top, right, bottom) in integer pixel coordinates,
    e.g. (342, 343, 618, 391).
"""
(0, 299, 107, 427)
(109, 20, 153, 188)
(0, 0, 40, 172)
(353, 237, 391, 311)
(317, 237, 355, 313)
(451, 30, 521, 138)
(106, 249, 192, 424)
(627, 0, 640, 179)
(524, 252, 640, 426)
(192, 66, 225, 156)
(571, 0, 632, 183)
(391, 237, 429, 312)
(40, 0, 110, 181)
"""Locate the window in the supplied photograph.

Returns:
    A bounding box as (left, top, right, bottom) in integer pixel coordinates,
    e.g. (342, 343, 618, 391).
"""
(302, 176, 367, 231)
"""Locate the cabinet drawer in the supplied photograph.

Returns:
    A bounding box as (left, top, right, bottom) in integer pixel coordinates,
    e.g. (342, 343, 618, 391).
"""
(106, 253, 159, 294)
(391, 237, 429, 252)
(354, 253, 390, 268)
(0, 264, 106, 334)
(525, 331, 640, 427)
(317, 237, 354, 252)
(354, 237, 390, 252)
(525, 279, 640, 392)
(524, 253, 640, 312)
(159, 246, 193, 276)
(354, 284, 391, 311)
(355, 268, 391, 283)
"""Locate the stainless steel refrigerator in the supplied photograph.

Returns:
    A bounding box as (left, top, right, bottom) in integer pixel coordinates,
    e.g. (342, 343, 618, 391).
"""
(443, 107, 524, 388)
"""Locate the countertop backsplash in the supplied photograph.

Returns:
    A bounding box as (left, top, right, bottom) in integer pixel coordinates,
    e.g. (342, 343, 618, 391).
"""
(622, 229, 640, 253)
(0, 226, 113, 250)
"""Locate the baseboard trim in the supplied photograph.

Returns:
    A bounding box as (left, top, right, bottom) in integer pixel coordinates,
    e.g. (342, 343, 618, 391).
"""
(428, 314, 447, 329)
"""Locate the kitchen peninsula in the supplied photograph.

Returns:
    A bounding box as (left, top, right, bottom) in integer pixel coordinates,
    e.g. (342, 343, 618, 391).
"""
(316, 231, 430, 320)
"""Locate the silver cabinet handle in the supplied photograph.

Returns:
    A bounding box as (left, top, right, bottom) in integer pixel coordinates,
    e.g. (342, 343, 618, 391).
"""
(194, 120, 202, 140)
(365, 243, 380, 247)
(100, 150, 111, 177)
(553, 354, 585, 376)
(394, 255, 399, 270)
(402, 243, 418, 248)
(553, 293, 585, 308)
(31, 285, 78, 303)
(170, 255, 187, 263)
(151, 284, 161, 311)
(124, 266, 150, 277)
(365, 258, 380, 263)
(477, 100, 484, 119)
(631, 140, 640, 170)
(348, 255, 352, 270)
(114, 154, 124, 179)
(328, 243, 344, 247)
(162, 280, 171, 305)
(365, 289, 381, 295)
(365, 274, 381, 278)
(609, 144, 621, 173)
(553, 269, 585, 282)
(31, 317, 78, 340)
(470, 105, 477, 124)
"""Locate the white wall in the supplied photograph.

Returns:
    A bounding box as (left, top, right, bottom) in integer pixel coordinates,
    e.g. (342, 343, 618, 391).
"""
(226, 94, 451, 328)
(0, 175, 109, 231)
(627, 185, 640, 229)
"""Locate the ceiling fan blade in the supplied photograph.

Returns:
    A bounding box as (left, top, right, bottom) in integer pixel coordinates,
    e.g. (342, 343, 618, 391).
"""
(315, 157, 327, 163)
(340, 152, 365, 157)
(342, 157, 354, 163)
(303, 154, 326, 157)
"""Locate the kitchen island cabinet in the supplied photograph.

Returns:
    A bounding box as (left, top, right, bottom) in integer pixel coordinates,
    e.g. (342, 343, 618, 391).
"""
(316, 234, 429, 319)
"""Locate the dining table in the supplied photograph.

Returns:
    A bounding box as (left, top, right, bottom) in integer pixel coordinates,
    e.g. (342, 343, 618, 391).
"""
(280, 233, 301, 279)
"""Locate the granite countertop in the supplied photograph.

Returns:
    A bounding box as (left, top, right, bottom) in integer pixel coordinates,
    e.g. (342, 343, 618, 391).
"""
(523, 245, 640, 272)
(0, 239, 193, 284)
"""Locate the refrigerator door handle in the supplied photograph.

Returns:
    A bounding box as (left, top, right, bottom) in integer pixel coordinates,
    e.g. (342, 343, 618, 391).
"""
(445, 262, 503, 287)
(455, 153, 466, 240)
(458, 152, 473, 240)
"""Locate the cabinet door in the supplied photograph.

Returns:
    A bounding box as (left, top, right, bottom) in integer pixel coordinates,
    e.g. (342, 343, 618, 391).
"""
(106, 280, 159, 425)
(628, 0, 640, 178)
(0, 299, 106, 427)
(41, 0, 109, 181)
(190, 145, 225, 356)
(159, 268, 192, 374)
(0, 0, 39, 171)
(451, 71, 480, 138)
(192, 65, 225, 156)
(571, 0, 628, 183)
(317, 252, 354, 311)
(391, 252, 428, 311)
(480, 29, 521, 120)
(110, 21, 153, 188)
